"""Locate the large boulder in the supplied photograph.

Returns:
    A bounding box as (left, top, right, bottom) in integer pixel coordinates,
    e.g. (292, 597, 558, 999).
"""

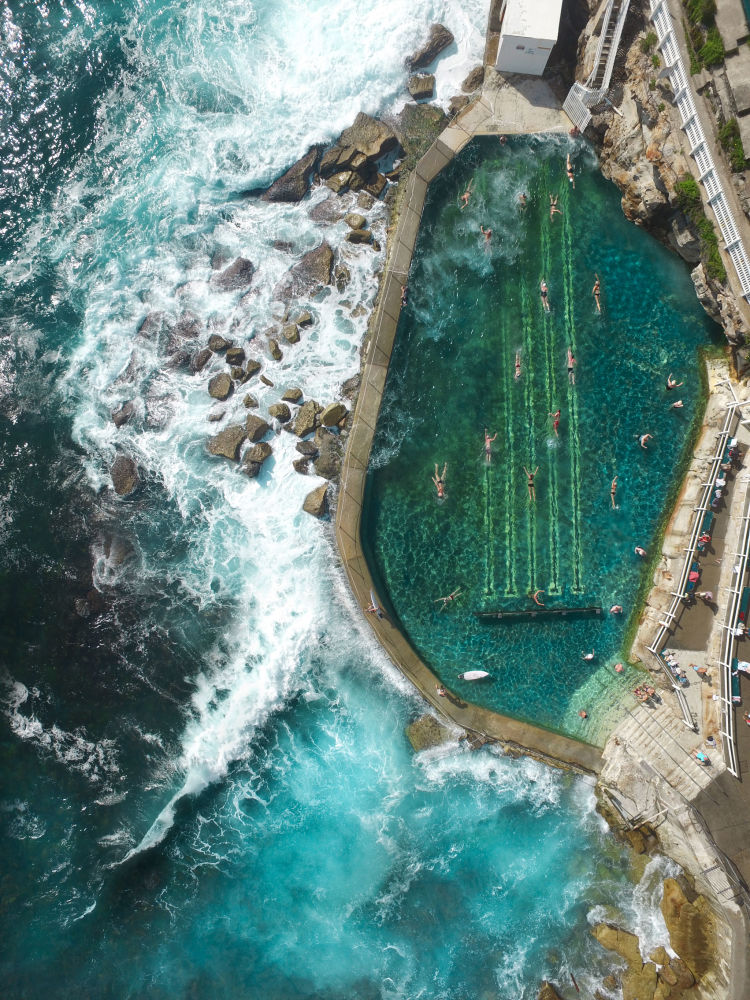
(207, 425, 246, 460)
(320, 402, 348, 426)
(344, 213, 367, 230)
(660, 878, 716, 981)
(346, 229, 373, 245)
(281, 324, 300, 344)
(536, 984, 564, 1000)
(214, 257, 255, 291)
(293, 400, 318, 437)
(296, 440, 318, 457)
(208, 373, 233, 400)
(408, 75, 435, 101)
(261, 145, 322, 203)
(303, 483, 328, 518)
(245, 414, 270, 442)
(282, 387, 303, 403)
(208, 334, 231, 353)
(191, 347, 212, 373)
(406, 23, 454, 70)
(461, 65, 484, 92)
(313, 429, 342, 480)
(111, 455, 139, 496)
(269, 402, 291, 423)
(275, 242, 334, 299)
(225, 346, 246, 366)
(242, 441, 273, 478)
(337, 112, 399, 162)
(319, 146, 370, 179)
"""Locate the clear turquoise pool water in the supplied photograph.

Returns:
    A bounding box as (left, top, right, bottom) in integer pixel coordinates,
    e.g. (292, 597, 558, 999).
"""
(363, 135, 721, 743)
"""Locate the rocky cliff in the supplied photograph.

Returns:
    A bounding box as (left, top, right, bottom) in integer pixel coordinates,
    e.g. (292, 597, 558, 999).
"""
(575, 0, 748, 348)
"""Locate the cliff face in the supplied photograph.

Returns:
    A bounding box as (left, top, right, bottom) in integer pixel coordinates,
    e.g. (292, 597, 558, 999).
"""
(577, 0, 748, 347)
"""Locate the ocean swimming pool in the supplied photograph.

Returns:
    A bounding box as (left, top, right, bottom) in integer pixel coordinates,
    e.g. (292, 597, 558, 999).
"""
(363, 134, 722, 744)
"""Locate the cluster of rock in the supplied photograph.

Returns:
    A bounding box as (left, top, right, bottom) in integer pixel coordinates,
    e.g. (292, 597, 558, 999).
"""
(107, 22, 483, 509)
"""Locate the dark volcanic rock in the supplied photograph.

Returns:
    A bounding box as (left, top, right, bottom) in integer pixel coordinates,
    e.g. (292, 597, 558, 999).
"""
(215, 257, 255, 291)
(112, 401, 135, 428)
(275, 242, 334, 299)
(406, 23, 454, 70)
(408, 75, 435, 100)
(293, 457, 309, 475)
(261, 145, 323, 203)
(111, 455, 139, 496)
(207, 425, 246, 461)
(208, 373, 233, 400)
(245, 414, 270, 442)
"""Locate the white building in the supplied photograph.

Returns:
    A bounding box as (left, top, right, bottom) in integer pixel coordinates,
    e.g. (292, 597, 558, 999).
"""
(495, 0, 564, 77)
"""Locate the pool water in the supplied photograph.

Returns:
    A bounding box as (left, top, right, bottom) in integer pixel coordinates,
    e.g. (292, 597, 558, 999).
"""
(363, 135, 721, 743)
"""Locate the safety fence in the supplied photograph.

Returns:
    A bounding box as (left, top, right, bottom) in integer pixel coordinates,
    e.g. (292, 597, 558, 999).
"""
(649, 0, 750, 300)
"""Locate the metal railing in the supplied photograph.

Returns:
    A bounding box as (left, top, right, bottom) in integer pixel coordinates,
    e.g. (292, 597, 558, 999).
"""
(649, 0, 750, 301)
(563, 0, 631, 131)
(647, 387, 741, 733)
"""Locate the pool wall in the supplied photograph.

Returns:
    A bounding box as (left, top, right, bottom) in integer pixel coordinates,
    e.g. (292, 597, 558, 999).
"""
(334, 86, 604, 774)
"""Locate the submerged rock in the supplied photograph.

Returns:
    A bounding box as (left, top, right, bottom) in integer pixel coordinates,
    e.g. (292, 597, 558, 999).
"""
(191, 347, 212, 373)
(406, 714, 452, 752)
(536, 983, 564, 1000)
(111, 401, 135, 428)
(303, 483, 328, 518)
(110, 455, 139, 496)
(214, 257, 255, 291)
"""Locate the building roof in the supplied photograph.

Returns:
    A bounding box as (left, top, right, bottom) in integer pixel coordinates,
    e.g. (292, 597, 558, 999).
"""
(503, 0, 564, 40)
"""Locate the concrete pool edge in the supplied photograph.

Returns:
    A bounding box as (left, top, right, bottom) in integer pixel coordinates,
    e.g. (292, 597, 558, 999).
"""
(334, 84, 603, 776)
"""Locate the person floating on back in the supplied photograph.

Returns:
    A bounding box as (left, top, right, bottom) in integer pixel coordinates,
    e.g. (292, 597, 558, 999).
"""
(592, 274, 601, 313)
(523, 465, 539, 502)
(549, 193, 562, 221)
(610, 475, 618, 509)
(434, 588, 462, 611)
(460, 179, 473, 209)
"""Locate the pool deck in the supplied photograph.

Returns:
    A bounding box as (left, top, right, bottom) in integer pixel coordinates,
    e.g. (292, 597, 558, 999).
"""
(335, 72, 600, 776)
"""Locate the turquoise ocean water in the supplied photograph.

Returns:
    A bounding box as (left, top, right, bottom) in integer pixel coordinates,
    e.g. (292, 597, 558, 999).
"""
(363, 136, 721, 745)
(0, 2, 686, 996)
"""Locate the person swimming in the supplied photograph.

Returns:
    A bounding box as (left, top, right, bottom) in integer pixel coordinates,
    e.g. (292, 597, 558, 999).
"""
(567, 347, 576, 383)
(549, 193, 562, 220)
(523, 465, 539, 502)
(529, 589, 545, 606)
(432, 462, 447, 499)
(484, 428, 497, 462)
(480, 224, 492, 244)
(540, 279, 550, 313)
(519, 192, 527, 210)
(592, 274, 601, 313)
(566, 153, 575, 188)
(460, 178, 473, 209)
(610, 475, 618, 509)
(666, 373, 683, 390)
(549, 409, 560, 436)
(515, 351, 521, 380)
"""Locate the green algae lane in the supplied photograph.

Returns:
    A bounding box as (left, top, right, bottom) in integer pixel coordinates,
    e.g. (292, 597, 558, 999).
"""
(362, 135, 722, 745)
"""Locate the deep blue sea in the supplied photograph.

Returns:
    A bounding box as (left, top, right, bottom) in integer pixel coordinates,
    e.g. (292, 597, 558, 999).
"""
(0, 2, 680, 997)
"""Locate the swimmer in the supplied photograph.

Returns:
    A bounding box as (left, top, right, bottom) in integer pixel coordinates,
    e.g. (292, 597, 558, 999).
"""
(666, 373, 683, 390)
(610, 475, 618, 509)
(549, 193, 562, 221)
(639, 433, 653, 450)
(460, 178, 473, 209)
(592, 274, 601, 313)
(540, 279, 550, 312)
(519, 192, 527, 210)
(578, 709, 588, 719)
(567, 347, 576, 384)
(523, 465, 539, 502)
(529, 589, 545, 606)
(581, 650, 595, 661)
(614, 662, 624, 673)
(549, 408, 561, 436)
(434, 588, 462, 611)
(635, 546, 647, 557)
(671, 399, 684, 409)
(610, 604, 623, 614)
(432, 462, 447, 499)
(499, 135, 507, 145)
(566, 152, 575, 188)
(515, 351, 522, 380)
(480, 224, 492, 244)
(484, 428, 497, 463)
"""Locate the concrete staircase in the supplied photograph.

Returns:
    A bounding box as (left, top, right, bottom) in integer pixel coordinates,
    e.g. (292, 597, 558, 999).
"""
(616, 701, 717, 798)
